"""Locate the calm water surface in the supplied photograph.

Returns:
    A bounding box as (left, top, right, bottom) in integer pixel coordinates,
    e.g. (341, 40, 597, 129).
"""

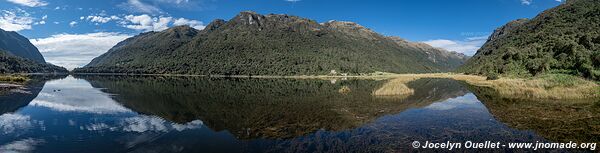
(0, 75, 597, 152)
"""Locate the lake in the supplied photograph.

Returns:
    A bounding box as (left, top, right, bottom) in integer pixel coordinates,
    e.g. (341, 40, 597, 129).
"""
(0, 75, 597, 152)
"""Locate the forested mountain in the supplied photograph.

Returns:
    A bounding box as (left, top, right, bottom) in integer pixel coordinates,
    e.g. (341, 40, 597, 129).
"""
(0, 28, 67, 73)
(0, 28, 46, 63)
(458, 0, 600, 80)
(0, 51, 67, 73)
(75, 11, 467, 75)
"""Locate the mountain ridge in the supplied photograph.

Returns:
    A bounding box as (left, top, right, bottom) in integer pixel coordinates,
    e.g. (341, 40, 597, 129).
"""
(0, 28, 46, 63)
(76, 11, 468, 75)
(0, 28, 67, 73)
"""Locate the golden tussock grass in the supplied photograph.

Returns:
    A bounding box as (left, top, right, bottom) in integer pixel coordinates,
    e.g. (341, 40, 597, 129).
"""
(338, 86, 351, 94)
(382, 73, 599, 100)
(0, 75, 29, 84)
(239, 72, 598, 100)
(372, 77, 418, 97)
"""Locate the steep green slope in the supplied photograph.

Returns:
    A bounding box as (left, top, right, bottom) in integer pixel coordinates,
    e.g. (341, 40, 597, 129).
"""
(458, 0, 600, 80)
(0, 28, 46, 63)
(75, 11, 467, 75)
(85, 26, 199, 72)
(0, 50, 67, 73)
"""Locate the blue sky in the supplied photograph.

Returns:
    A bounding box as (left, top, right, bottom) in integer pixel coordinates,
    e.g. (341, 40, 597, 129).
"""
(0, 0, 563, 69)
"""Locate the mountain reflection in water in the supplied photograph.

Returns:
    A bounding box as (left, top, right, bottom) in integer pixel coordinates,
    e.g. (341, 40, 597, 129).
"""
(77, 75, 469, 139)
(0, 75, 593, 152)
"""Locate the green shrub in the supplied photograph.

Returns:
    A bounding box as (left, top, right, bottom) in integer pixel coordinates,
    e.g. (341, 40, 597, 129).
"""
(486, 73, 500, 80)
(539, 73, 583, 87)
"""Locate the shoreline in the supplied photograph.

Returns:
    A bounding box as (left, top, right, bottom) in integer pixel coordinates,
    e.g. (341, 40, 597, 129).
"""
(70, 72, 463, 79)
(8, 72, 600, 100)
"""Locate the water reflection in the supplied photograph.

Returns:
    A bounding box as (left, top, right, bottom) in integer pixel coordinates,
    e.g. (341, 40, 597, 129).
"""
(30, 77, 130, 114)
(0, 75, 593, 152)
(0, 75, 66, 135)
(0, 75, 60, 114)
(77, 75, 470, 139)
(467, 84, 600, 143)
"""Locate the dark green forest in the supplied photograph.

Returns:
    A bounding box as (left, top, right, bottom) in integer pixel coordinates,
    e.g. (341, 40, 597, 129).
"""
(0, 50, 68, 73)
(74, 12, 467, 75)
(458, 0, 600, 80)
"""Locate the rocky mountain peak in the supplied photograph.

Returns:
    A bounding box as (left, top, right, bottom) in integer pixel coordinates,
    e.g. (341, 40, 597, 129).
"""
(322, 20, 371, 32)
(488, 18, 529, 42)
(322, 20, 380, 39)
(233, 11, 266, 26)
(160, 25, 199, 39)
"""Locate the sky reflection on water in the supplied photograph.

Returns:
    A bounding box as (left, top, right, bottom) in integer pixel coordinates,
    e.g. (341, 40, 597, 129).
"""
(0, 76, 556, 152)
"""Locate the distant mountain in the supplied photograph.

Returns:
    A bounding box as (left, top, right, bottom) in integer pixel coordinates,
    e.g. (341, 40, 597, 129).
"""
(75, 11, 467, 75)
(388, 36, 469, 70)
(458, 0, 600, 80)
(0, 28, 46, 63)
(0, 28, 67, 73)
(0, 50, 67, 73)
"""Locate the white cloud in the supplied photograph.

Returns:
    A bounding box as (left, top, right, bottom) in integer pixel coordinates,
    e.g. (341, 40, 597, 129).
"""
(33, 20, 44, 25)
(156, 0, 190, 4)
(0, 9, 35, 31)
(79, 12, 205, 32)
(121, 116, 203, 132)
(520, 0, 563, 5)
(84, 115, 203, 133)
(5, 0, 48, 7)
(120, 0, 212, 13)
(122, 14, 171, 31)
(116, 14, 206, 31)
(173, 18, 205, 29)
(33, 15, 46, 25)
(119, 0, 163, 14)
(28, 76, 133, 114)
(0, 138, 44, 153)
(0, 113, 32, 134)
(30, 32, 132, 69)
(68, 21, 77, 27)
(86, 16, 110, 23)
(422, 36, 488, 56)
(285, 0, 301, 2)
(81, 13, 121, 25)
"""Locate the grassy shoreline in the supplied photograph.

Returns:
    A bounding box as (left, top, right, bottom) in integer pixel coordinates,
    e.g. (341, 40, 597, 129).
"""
(0, 75, 29, 84)
(369, 73, 599, 100)
(67, 72, 600, 100)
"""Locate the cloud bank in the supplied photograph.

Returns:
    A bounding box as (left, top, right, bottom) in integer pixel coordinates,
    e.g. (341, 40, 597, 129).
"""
(81, 13, 205, 32)
(0, 9, 35, 31)
(30, 32, 132, 69)
(5, 0, 48, 7)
